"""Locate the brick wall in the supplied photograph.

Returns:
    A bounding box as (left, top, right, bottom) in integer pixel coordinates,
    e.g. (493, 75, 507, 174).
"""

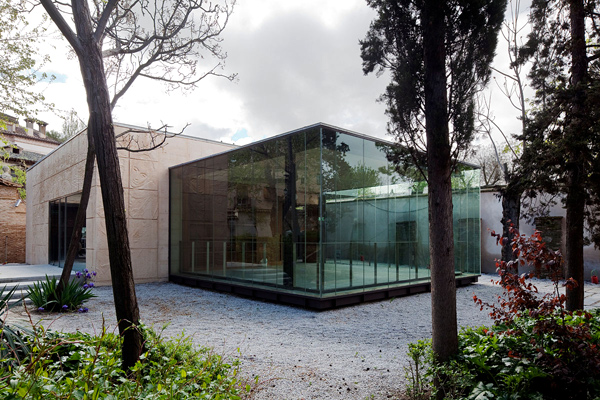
(0, 185, 26, 263)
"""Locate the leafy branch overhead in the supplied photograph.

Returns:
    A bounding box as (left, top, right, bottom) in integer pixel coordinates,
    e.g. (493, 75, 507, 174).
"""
(0, 0, 54, 118)
(360, 0, 506, 180)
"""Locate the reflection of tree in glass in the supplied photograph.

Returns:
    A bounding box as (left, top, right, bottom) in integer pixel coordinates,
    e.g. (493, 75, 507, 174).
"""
(337, 163, 382, 198)
(225, 128, 322, 286)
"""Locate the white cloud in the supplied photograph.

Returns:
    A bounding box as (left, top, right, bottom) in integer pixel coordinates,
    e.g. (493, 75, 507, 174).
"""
(31, 0, 526, 152)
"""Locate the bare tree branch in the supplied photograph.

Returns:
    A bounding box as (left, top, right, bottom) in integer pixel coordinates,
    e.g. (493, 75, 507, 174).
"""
(101, 0, 236, 109)
(93, 0, 118, 42)
(115, 123, 190, 152)
(40, 0, 82, 54)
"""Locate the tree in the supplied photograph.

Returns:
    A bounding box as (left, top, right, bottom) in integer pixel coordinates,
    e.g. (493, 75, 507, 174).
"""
(361, 0, 506, 366)
(0, 0, 53, 120)
(46, 109, 86, 143)
(518, 0, 600, 310)
(40, 0, 235, 369)
(476, 0, 529, 264)
(471, 141, 513, 186)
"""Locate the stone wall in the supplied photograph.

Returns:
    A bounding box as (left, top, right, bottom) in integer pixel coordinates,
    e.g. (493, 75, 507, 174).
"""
(26, 125, 235, 285)
(481, 189, 600, 280)
(0, 183, 26, 263)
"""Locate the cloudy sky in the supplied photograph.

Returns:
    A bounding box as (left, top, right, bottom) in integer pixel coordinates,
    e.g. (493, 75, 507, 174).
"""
(35, 0, 526, 147)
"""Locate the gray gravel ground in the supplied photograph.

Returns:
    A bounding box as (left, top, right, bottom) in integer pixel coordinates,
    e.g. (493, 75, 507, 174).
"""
(21, 275, 566, 400)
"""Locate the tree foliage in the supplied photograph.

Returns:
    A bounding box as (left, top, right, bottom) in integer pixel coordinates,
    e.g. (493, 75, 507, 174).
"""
(46, 109, 86, 143)
(0, 0, 53, 119)
(519, 0, 600, 236)
(360, 0, 506, 178)
(517, 0, 600, 309)
(40, 0, 236, 369)
(361, 0, 507, 370)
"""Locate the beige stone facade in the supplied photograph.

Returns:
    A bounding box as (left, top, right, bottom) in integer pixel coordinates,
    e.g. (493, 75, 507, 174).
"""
(26, 123, 235, 285)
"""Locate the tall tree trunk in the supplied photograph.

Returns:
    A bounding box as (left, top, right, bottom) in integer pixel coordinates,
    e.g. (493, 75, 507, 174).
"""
(500, 175, 521, 265)
(565, 0, 586, 311)
(423, 1, 458, 365)
(56, 145, 95, 296)
(71, 1, 143, 368)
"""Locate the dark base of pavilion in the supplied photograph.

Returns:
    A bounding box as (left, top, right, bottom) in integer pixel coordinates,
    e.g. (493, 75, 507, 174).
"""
(169, 274, 480, 310)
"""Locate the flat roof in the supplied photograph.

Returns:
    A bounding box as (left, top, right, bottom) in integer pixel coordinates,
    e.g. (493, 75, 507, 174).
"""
(27, 121, 237, 172)
(169, 122, 480, 170)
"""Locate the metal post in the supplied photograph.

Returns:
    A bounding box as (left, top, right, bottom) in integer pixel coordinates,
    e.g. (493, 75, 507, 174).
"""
(191, 241, 195, 272)
(242, 242, 246, 279)
(374, 242, 378, 284)
(223, 242, 227, 276)
(206, 241, 210, 274)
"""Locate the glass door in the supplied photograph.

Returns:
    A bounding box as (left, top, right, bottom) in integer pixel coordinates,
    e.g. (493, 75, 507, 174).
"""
(48, 193, 86, 269)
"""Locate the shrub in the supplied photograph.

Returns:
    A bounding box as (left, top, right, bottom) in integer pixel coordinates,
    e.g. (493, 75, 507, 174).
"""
(404, 227, 600, 399)
(28, 274, 96, 312)
(0, 286, 31, 366)
(0, 323, 248, 399)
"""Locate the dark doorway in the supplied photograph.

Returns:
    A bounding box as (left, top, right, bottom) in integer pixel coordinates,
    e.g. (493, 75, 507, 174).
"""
(49, 193, 86, 270)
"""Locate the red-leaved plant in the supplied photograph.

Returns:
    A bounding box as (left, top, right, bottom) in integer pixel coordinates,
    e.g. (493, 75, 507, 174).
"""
(473, 226, 600, 399)
(474, 226, 576, 322)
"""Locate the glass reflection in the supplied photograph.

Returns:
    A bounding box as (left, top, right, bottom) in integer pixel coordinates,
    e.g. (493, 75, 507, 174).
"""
(169, 124, 481, 299)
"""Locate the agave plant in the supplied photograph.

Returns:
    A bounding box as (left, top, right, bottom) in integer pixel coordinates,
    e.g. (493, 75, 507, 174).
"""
(0, 285, 31, 365)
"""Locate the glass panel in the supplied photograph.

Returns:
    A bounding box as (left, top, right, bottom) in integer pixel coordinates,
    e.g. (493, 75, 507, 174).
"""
(169, 167, 183, 275)
(48, 194, 85, 270)
(49, 200, 60, 265)
(168, 124, 481, 300)
(65, 193, 85, 271)
(453, 168, 480, 275)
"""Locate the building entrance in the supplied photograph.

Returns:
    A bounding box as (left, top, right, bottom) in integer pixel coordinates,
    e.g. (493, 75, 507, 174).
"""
(49, 193, 86, 269)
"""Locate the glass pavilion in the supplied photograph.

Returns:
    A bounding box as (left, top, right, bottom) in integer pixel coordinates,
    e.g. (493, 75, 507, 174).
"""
(169, 124, 480, 308)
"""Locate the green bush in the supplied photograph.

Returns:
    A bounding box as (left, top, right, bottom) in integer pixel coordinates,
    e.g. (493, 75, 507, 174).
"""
(0, 324, 247, 399)
(404, 311, 600, 400)
(28, 275, 96, 312)
(404, 227, 600, 399)
(0, 286, 31, 365)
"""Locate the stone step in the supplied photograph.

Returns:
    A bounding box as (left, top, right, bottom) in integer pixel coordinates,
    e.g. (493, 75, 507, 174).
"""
(0, 274, 62, 285)
(1, 282, 35, 304)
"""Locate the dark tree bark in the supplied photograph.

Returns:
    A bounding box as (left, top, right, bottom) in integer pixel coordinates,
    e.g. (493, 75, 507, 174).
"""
(42, 0, 235, 369)
(41, 0, 143, 369)
(74, 11, 142, 371)
(500, 176, 521, 264)
(565, 0, 586, 311)
(423, 1, 458, 363)
(56, 145, 95, 295)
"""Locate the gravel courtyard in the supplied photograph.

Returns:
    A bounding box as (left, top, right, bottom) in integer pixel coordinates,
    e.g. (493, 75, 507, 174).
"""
(27, 275, 546, 399)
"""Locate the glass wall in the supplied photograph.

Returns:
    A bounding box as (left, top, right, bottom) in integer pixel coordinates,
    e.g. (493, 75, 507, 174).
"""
(49, 193, 86, 270)
(169, 124, 480, 299)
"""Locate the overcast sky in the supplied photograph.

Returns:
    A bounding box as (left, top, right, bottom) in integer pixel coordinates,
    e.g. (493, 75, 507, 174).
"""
(35, 0, 527, 147)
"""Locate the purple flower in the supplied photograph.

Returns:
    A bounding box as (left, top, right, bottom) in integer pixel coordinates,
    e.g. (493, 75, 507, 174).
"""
(38, 307, 44, 311)
(76, 271, 82, 278)
(86, 273, 91, 279)
(62, 305, 68, 310)
(89, 282, 94, 288)
(84, 269, 88, 273)
(83, 284, 89, 289)
(78, 308, 85, 313)
(82, 307, 88, 313)
(92, 271, 97, 277)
